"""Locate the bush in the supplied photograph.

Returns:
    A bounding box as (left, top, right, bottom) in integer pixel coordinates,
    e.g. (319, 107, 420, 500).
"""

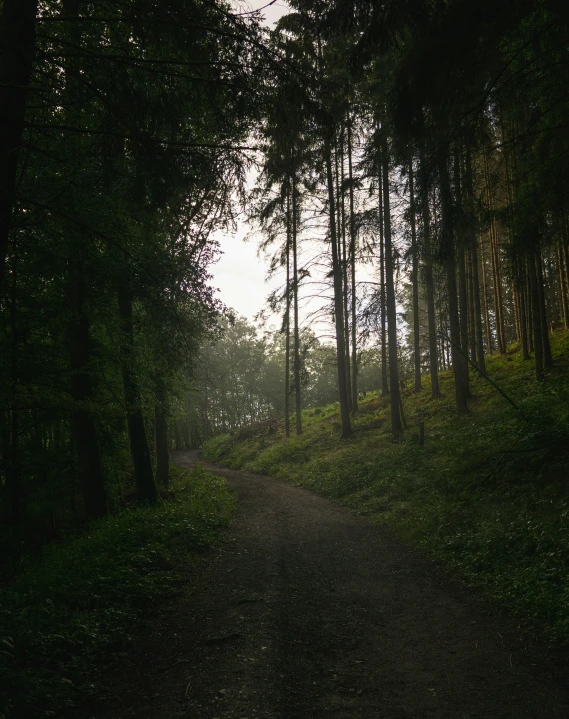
(0, 465, 236, 719)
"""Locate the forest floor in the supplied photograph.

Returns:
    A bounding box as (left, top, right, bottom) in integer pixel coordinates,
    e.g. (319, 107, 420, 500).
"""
(75, 450, 569, 719)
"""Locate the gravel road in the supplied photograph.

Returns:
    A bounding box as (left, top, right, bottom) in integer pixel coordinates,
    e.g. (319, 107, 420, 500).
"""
(78, 450, 569, 719)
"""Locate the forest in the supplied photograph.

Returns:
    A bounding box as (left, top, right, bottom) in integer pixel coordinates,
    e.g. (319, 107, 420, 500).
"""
(2, 0, 569, 717)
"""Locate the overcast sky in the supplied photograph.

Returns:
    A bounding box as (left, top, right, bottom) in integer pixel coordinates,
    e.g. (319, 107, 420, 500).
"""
(209, 1, 290, 325)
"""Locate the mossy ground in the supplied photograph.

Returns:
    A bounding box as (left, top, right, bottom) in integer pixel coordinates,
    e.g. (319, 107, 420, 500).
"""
(204, 332, 569, 644)
(0, 465, 236, 719)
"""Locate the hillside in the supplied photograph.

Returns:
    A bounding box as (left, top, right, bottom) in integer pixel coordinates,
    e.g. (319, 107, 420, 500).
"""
(204, 331, 569, 643)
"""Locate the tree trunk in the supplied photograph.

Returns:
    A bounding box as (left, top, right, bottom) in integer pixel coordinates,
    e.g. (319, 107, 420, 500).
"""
(481, 232, 493, 354)
(0, 0, 39, 291)
(68, 261, 107, 519)
(292, 168, 302, 434)
(408, 159, 421, 392)
(421, 160, 441, 397)
(118, 286, 158, 504)
(439, 149, 469, 413)
(155, 380, 169, 488)
(536, 249, 553, 369)
(285, 190, 291, 438)
(347, 113, 358, 411)
(337, 129, 352, 412)
(529, 249, 544, 380)
(382, 138, 403, 436)
(324, 131, 351, 439)
(378, 168, 389, 396)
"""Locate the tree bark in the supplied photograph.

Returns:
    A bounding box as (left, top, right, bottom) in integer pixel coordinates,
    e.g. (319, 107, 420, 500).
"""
(118, 286, 158, 504)
(378, 167, 389, 396)
(324, 131, 351, 439)
(155, 380, 169, 488)
(292, 167, 302, 434)
(381, 138, 403, 436)
(408, 159, 421, 392)
(420, 160, 441, 397)
(68, 261, 107, 518)
(439, 149, 469, 413)
(0, 0, 39, 292)
(529, 249, 544, 380)
(536, 248, 553, 369)
(284, 189, 291, 438)
(347, 113, 358, 411)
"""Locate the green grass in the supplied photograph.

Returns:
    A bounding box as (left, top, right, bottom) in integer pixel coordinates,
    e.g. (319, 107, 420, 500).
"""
(0, 465, 237, 719)
(204, 332, 569, 644)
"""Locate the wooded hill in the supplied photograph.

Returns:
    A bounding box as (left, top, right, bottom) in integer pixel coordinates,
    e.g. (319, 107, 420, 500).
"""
(204, 330, 569, 642)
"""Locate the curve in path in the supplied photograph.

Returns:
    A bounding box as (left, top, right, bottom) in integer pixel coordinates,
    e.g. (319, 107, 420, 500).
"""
(82, 450, 569, 719)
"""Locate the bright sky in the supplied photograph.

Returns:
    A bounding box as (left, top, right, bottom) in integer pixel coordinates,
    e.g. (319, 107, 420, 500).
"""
(210, 1, 289, 326)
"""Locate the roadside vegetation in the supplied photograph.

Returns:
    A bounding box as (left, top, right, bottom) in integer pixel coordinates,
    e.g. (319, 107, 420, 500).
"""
(204, 332, 569, 644)
(0, 466, 236, 719)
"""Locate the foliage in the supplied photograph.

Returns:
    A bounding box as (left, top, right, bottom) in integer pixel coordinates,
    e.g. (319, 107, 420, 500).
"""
(0, 465, 236, 719)
(204, 331, 569, 643)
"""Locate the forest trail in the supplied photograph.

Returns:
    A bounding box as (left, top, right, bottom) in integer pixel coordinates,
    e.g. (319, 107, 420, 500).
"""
(81, 451, 569, 719)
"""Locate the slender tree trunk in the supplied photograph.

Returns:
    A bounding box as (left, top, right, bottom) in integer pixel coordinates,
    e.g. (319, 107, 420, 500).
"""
(557, 243, 569, 329)
(457, 241, 472, 397)
(421, 161, 441, 397)
(347, 113, 358, 411)
(68, 261, 107, 518)
(409, 159, 421, 392)
(5, 248, 21, 522)
(155, 380, 169, 488)
(0, 0, 39, 291)
(325, 131, 351, 439)
(378, 168, 388, 396)
(292, 168, 302, 434)
(518, 263, 531, 360)
(118, 286, 157, 504)
(284, 190, 291, 438)
(439, 149, 469, 413)
(529, 249, 544, 380)
(337, 129, 352, 411)
(536, 249, 553, 369)
(382, 138, 403, 435)
(480, 231, 493, 354)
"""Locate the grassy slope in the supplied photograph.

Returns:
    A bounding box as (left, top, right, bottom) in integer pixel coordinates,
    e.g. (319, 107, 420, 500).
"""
(0, 465, 237, 719)
(204, 332, 569, 643)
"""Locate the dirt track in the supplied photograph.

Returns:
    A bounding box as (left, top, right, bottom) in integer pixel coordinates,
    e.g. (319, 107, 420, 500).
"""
(79, 450, 569, 718)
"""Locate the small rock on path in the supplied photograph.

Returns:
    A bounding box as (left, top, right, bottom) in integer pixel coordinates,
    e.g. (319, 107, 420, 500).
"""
(77, 450, 569, 718)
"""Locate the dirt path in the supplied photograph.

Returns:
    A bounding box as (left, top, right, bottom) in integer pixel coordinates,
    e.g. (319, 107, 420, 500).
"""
(80, 451, 569, 718)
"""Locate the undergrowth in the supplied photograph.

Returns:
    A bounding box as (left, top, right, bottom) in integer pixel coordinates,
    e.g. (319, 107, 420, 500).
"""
(204, 331, 569, 644)
(0, 465, 236, 719)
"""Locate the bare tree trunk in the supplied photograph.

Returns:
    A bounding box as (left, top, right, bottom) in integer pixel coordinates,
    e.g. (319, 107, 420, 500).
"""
(382, 138, 403, 436)
(68, 260, 107, 518)
(285, 190, 291, 438)
(409, 159, 421, 392)
(155, 379, 169, 488)
(536, 249, 553, 369)
(325, 131, 351, 439)
(378, 169, 389, 396)
(0, 0, 39, 291)
(420, 160, 441, 397)
(347, 113, 358, 411)
(529, 249, 544, 380)
(292, 168, 302, 435)
(439, 149, 469, 413)
(118, 286, 157, 504)
(337, 129, 352, 412)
